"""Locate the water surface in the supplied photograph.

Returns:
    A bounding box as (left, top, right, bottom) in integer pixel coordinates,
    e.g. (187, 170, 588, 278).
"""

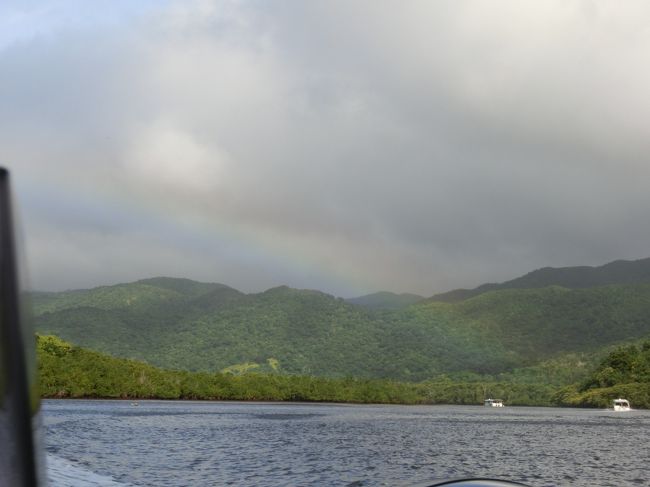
(44, 400, 650, 486)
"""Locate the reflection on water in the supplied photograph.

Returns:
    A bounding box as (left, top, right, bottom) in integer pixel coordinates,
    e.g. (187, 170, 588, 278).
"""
(44, 400, 650, 487)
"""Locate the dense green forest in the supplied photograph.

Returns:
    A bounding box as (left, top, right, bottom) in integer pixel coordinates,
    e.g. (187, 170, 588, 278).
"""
(35, 335, 554, 405)
(31, 270, 650, 381)
(37, 335, 650, 408)
(38, 334, 426, 403)
(554, 341, 650, 408)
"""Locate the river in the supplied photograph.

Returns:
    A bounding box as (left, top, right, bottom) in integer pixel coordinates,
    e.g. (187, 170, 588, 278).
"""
(43, 400, 649, 486)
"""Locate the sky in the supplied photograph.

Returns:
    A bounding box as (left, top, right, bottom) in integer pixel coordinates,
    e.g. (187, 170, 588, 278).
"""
(2, 0, 650, 297)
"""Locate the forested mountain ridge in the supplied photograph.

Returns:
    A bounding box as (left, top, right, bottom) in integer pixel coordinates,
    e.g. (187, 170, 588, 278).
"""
(30, 258, 650, 382)
(430, 257, 650, 302)
(31, 277, 243, 314)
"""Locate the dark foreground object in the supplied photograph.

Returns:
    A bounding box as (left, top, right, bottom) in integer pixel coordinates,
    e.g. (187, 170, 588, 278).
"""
(417, 480, 529, 486)
(0, 168, 41, 486)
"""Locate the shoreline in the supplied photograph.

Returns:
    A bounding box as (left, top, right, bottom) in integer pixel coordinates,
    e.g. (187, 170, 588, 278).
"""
(41, 396, 638, 409)
(40, 397, 649, 411)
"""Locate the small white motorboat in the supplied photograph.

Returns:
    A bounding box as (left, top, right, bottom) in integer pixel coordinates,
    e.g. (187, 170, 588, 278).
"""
(613, 398, 631, 411)
(484, 398, 504, 407)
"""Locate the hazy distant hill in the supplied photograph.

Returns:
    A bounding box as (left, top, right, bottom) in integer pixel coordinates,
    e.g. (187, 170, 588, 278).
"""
(430, 257, 650, 302)
(30, 260, 650, 382)
(31, 277, 243, 315)
(346, 291, 424, 310)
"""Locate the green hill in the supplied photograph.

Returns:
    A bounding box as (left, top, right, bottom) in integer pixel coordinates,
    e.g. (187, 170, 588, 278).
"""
(36, 335, 559, 406)
(554, 340, 650, 408)
(40, 333, 650, 407)
(36, 334, 560, 406)
(31, 277, 242, 314)
(430, 257, 650, 302)
(36, 334, 425, 403)
(31, 273, 650, 382)
(440, 284, 650, 361)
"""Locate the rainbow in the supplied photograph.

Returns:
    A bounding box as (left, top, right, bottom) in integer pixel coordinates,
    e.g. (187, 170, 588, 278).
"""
(19, 174, 371, 296)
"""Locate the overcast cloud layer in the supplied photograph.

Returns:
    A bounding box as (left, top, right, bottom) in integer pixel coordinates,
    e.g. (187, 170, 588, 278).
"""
(2, 0, 650, 297)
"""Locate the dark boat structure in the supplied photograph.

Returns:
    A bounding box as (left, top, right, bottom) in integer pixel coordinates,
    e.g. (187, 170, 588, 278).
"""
(0, 168, 43, 486)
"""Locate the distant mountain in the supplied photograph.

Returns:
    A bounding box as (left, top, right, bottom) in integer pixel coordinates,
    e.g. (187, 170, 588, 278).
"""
(430, 257, 650, 302)
(30, 272, 650, 382)
(346, 291, 424, 309)
(31, 277, 243, 314)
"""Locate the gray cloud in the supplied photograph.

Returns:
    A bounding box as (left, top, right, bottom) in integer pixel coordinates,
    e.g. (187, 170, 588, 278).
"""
(3, 0, 650, 296)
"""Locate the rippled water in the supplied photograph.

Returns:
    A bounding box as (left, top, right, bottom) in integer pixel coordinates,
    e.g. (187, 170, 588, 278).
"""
(43, 400, 649, 486)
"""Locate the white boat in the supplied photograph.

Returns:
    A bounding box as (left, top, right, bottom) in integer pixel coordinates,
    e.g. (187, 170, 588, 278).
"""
(613, 398, 631, 411)
(484, 398, 504, 407)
